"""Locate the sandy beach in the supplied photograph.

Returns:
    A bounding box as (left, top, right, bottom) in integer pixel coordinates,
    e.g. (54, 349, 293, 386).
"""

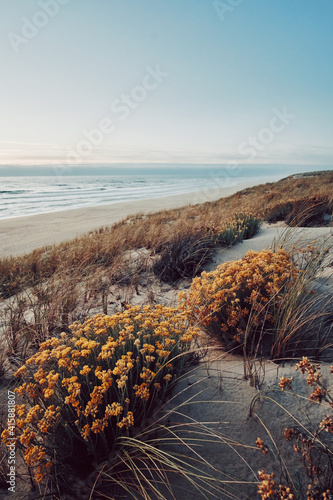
(0, 179, 260, 258)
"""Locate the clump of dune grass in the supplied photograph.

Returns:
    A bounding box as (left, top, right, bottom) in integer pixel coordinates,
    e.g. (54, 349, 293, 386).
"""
(153, 213, 261, 284)
(1, 171, 332, 303)
(152, 233, 215, 284)
(1, 270, 84, 367)
(88, 420, 251, 499)
(266, 194, 332, 227)
(269, 234, 333, 360)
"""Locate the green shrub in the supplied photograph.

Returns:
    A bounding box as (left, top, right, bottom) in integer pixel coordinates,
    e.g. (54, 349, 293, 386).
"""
(216, 213, 261, 246)
(235, 212, 261, 239)
(216, 225, 245, 246)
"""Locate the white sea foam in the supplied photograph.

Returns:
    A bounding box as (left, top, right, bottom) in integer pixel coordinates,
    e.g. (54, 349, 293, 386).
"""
(0, 164, 326, 220)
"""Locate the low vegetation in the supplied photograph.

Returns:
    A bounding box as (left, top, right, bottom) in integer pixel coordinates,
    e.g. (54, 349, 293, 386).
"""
(0, 171, 332, 498)
(180, 238, 332, 361)
(179, 248, 298, 356)
(153, 212, 261, 283)
(3, 305, 198, 495)
(0, 171, 332, 301)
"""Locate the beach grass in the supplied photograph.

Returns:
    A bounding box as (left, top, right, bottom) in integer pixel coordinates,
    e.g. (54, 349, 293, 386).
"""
(0, 171, 332, 300)
(0, 171, 332, 498)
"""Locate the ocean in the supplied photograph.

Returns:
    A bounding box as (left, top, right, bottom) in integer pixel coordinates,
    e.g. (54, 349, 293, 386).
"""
(0, 164, 329, 220)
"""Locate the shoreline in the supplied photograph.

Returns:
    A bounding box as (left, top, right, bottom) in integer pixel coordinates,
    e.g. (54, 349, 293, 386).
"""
(0, 178, 271, 258)
(0, 173, 282, 222)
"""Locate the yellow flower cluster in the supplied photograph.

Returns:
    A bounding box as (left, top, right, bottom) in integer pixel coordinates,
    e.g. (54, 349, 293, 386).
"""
(179, 249, 297, 352)
(7, 304, 198, 484)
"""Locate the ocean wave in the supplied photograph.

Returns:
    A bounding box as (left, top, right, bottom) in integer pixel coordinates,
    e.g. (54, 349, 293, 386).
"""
(0, 189, 28, 194)
(0, 171, 278, 220)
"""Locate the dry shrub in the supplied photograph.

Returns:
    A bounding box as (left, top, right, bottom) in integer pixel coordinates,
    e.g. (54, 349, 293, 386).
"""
(266, 201, 295, 224)
(267, 195, 332, 227)
(254, 358, 333, 499)
(1, 271, 84, 367)
(285, 196, 332, 227)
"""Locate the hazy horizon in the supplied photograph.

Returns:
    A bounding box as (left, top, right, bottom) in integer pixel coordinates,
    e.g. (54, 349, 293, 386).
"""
(0, 163, 331, 178)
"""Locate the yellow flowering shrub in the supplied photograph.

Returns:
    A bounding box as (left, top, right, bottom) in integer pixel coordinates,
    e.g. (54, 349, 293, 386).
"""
(179, 249, 297, 354)
(4, 305, 198, 485)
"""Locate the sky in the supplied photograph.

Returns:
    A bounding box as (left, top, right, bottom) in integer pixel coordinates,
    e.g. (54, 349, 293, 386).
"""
(0, 0, 332, 167)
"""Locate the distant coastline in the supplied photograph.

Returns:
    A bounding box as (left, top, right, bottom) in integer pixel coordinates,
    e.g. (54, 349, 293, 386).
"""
(0, 163, 331, 177)
(0, 164, 331, 221)
(0, 180, 262, 258)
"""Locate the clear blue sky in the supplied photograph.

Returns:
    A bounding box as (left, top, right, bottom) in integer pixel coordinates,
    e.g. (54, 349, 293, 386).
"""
(0, 0, 332, 166)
